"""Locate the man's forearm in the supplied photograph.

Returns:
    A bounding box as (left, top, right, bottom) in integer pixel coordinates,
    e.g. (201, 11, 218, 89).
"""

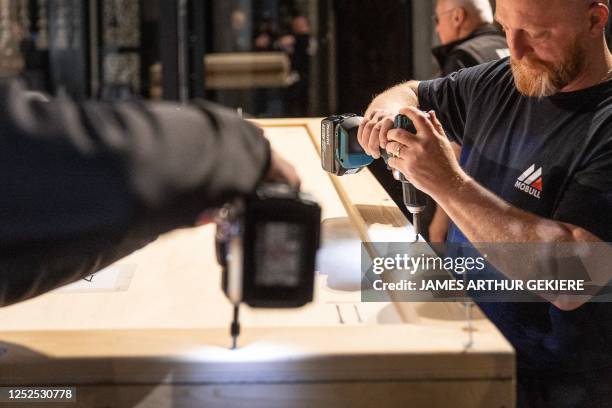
(1, 80, 270, 243)
(0, 80, 272, 306)
(365, 81, 420, 116)
(433, 176, 605, 310)
(435, 177, 596, 244)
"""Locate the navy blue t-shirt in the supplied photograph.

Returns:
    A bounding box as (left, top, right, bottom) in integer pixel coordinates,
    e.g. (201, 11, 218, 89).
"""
(418, 58, 612, 374)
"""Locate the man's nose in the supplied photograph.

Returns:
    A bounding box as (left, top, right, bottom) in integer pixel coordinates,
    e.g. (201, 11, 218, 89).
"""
(506, 30, 532, 60)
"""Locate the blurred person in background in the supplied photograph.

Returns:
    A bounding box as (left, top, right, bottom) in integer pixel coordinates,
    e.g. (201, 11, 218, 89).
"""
(432, 0, 509, 75)
(278, 14, 315, 116)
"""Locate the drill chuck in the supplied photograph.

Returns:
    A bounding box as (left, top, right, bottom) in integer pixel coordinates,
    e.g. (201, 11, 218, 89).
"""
(393, 114, 428, 238)
(401, 178, 427, 214)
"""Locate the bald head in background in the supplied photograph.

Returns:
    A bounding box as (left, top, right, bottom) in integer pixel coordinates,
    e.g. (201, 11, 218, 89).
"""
(434, 0, 495, 44)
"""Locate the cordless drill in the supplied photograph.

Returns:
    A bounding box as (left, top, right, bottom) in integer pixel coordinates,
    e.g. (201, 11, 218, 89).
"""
(215, 183, 321, 349)
(320, 113, 428, 237)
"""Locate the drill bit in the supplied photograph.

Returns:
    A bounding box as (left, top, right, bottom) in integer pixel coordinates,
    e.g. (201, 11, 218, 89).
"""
(230, 304, 240, 350)
(400, 177, 424, 240)
(411, 211, 422, 242)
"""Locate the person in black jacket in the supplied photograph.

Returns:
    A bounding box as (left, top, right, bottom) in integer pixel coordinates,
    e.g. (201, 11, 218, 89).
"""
(0, 80, 299, 307)
(432, 0, 509, 76)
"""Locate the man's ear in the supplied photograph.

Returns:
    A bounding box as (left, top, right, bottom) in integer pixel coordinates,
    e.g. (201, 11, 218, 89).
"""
(452, 7, 467, 27)
(588, 2, 609, 35)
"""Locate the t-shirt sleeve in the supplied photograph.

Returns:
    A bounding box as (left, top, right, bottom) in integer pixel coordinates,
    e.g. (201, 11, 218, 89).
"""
(553, 132, 612, 241)
(417, 60, 500, 145)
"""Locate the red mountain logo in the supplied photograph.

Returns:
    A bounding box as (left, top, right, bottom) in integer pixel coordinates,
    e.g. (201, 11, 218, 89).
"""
(514, 164, 542, 199)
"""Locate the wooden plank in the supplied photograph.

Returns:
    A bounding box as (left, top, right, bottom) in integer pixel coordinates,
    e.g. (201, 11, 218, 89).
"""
(0, 324, 513, 384)
(3, 381, 515, 408)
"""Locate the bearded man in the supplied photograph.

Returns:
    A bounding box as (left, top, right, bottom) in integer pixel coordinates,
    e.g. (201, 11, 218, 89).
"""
(357, 0, 612, 406)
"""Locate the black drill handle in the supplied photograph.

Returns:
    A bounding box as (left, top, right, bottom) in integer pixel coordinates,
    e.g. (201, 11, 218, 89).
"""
(393, 114, 428, 210)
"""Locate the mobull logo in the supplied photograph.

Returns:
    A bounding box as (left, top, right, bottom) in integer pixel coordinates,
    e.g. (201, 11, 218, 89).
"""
(515, 164, 543, 199)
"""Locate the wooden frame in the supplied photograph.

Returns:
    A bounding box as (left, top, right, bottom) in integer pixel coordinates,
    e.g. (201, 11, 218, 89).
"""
(0, 119, 515, 408)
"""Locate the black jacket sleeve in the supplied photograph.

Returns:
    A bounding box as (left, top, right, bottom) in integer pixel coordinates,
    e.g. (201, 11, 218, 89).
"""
(441, 49, 478, 77)
(0, 79, 270, 305)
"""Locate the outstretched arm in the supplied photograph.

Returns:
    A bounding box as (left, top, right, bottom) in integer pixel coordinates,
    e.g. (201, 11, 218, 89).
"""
(0, 79, 298, 305)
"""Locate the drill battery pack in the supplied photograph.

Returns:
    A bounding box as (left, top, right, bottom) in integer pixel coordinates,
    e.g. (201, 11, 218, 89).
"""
(321, 114, 372, 176)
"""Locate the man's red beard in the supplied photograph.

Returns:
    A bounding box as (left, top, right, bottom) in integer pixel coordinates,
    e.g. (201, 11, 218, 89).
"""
(510, 41, 585, 97)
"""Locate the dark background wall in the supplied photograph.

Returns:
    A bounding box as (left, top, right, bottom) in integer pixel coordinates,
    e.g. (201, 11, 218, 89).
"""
(333, 0, 412, 115)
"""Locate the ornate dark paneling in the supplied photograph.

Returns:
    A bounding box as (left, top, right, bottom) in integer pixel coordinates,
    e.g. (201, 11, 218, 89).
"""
(0, 0, 27, 77)
(48, 0, 88, 98)
(98, 0, 142, 99)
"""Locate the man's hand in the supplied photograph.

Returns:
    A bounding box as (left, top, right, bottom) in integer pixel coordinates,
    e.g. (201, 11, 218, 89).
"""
(384, 107, 468, 199)
(265, 148, 301, 189)
(357, 109, 396, 159)
(197, 149, 300, 226)
(358, 81, 421, 158)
